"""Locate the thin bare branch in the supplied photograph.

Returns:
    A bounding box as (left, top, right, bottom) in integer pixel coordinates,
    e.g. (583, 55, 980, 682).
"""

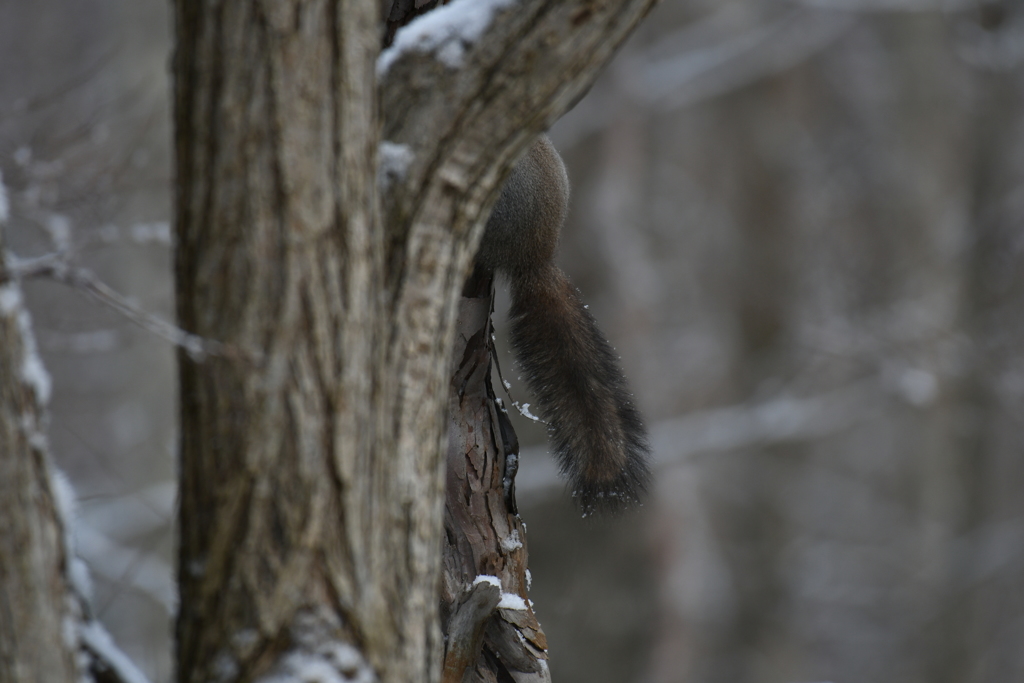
(7, 252, 233, 362)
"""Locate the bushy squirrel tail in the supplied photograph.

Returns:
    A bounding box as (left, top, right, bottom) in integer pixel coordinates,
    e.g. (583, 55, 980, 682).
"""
(508, 263, 650, 514)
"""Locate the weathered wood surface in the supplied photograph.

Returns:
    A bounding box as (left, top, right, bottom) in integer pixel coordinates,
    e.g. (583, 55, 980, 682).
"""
(442, 269, 549, 683)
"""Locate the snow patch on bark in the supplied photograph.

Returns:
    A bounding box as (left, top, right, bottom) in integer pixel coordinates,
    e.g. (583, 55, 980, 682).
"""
(377, 0, 518, 76)
(497, 592, 527, 610)
(255, 609, 377, 683)
(0, 276, 53, 404)
(378, 141, 414, 190)
(473, 574, 502, 590)
(500, 529, 522, 552)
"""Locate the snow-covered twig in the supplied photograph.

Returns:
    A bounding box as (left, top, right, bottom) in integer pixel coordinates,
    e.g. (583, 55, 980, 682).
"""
(79, 620, 153, 683)
(53, 473, 155, 683)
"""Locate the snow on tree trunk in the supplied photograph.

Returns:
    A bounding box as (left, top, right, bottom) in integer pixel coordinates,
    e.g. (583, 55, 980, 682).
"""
(0, 228, 79, 683)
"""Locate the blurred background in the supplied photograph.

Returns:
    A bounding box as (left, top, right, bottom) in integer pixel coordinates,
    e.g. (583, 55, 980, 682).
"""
(2, 1, 1023, 682)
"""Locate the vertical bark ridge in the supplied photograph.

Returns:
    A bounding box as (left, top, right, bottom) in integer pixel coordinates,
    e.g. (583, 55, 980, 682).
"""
(174, 1, 397, 680)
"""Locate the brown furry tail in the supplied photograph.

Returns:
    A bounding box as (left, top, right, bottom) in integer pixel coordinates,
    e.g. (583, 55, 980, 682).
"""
(508, 263, 650, 514)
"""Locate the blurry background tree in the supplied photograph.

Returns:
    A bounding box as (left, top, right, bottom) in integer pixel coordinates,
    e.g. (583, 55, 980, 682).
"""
(2, 0, 1023, 682)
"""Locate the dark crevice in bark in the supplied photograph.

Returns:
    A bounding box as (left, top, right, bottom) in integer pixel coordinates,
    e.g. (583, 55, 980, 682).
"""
(328, 1, 350, 292)
(254, 5, 292, 359)
(193, 2, 226, 324)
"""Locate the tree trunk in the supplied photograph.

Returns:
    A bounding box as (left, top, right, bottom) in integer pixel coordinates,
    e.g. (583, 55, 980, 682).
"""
(0, 234, 78, 683)
(172, 1, 656, 681)
(172, 2, 397, 680)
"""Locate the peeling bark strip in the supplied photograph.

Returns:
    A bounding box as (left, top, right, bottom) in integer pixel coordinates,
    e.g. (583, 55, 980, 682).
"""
(441, 271, 549, 682)
(173, 0, 655, 681)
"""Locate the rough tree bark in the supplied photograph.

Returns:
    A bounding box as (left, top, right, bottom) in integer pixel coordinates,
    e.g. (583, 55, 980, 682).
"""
(0, 233, 79, 683)
(0, 231, 147, 683)
(172, 1, 656, 682)
(441, 269, 549, 683)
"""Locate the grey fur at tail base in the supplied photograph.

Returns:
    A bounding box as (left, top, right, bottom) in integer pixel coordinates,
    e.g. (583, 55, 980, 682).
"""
(476, 136, 651, 515)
